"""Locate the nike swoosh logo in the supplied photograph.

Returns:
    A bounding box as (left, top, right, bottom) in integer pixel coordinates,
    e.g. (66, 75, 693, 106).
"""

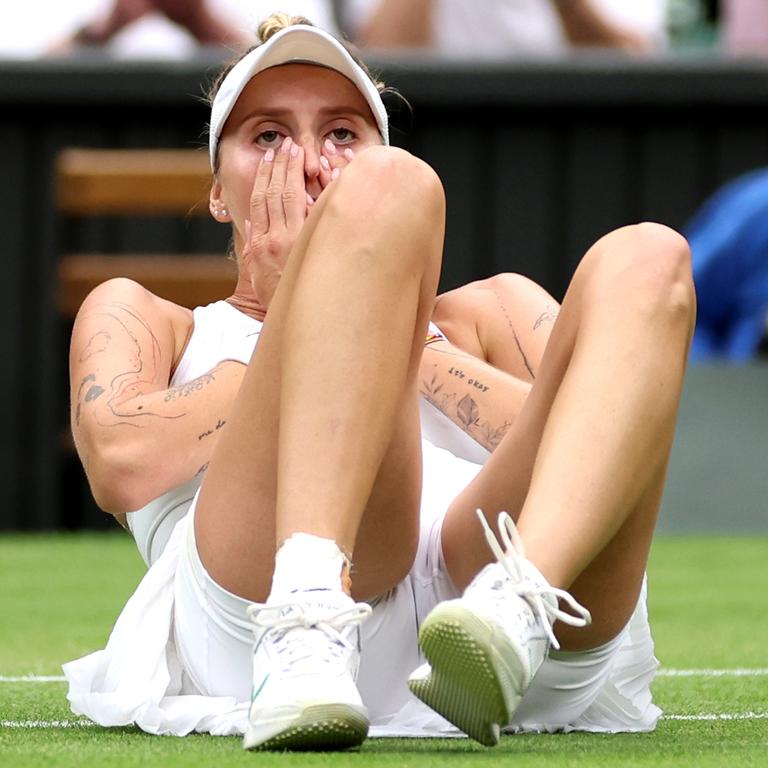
(251, 674, 269, 703)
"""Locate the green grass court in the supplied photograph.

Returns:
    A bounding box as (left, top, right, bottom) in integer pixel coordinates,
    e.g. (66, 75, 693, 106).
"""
(1, 533, 766, 766)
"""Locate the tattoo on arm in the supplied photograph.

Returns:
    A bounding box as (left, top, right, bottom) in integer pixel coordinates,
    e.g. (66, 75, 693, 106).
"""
(74, 376, 106, 427)
(448, 367, 490, 392)
(512, 329, 535, 380)
(533, 306, 558, 330)
(422, 372, 510, 451)
(197, 418, 227, 441)
(493, 288, 540, 380)
(85, 384, 105, 402)
(165, 372, 217, 403)
(79, 330, 111, 361)
(73, 302, 207, 429)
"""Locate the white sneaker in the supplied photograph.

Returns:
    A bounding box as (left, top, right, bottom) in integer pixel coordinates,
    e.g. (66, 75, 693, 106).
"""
(243, 589, 372, 751)
(408, 510, 591, 746)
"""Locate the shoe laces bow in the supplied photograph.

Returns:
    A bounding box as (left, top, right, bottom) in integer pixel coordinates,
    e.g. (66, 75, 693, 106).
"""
(476, 509, 592, 650)
(247, 599, 372, 672)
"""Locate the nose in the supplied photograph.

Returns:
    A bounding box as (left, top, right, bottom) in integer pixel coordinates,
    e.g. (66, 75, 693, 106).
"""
(297, 136, 322, 193)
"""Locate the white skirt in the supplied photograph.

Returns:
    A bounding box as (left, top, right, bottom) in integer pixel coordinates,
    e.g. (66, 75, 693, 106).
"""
(64, 440, 661, 737)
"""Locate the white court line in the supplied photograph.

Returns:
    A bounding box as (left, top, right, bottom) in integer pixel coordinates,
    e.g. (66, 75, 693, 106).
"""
(664, 712, 768, 721)
(3, 714, 768, 729)
(656, 668, 768, 677)
(1, 719, 96, 729)
(2, 669, 768, 684)
(2, 670, 767, 730)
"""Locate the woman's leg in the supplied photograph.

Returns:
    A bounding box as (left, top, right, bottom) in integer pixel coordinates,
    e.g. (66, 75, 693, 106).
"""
(194, 146, 445, 602)
(441, 222, 696, 650)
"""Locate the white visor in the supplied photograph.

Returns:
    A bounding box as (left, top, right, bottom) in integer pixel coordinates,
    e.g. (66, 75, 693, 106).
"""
(209, 24, 389, 169)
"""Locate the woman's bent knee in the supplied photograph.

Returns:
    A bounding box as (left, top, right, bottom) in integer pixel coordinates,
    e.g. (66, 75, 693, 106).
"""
(328, 146, 445, 224)
(586, 222, 695, 327)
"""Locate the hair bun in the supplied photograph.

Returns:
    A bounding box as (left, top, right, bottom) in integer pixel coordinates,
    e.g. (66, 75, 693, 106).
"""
(256, 13, 314, 44)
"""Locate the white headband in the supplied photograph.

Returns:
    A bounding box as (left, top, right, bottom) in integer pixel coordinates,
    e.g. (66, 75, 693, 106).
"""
(209, 24, 389, 170)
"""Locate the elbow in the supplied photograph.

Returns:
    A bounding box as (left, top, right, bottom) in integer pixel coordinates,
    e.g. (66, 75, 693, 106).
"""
(84, 440, 165, 514)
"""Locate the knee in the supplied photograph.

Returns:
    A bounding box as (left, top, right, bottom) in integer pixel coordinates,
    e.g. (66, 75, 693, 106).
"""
(319, 147, 445, 282)
(328, 146, 445, 226)
(588, 222, 696, 329)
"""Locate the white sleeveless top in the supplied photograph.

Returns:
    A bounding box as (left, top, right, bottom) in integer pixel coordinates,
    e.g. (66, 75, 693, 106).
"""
(126, 300, 490, 566)
(126, 301, 263, 566)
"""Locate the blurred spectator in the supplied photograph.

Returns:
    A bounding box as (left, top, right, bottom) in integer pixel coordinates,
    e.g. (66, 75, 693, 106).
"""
(666, 0, 719, 50)
(722, 0, 768, 56)
(48, 0, 249, 55)
(341, 0, 670, 56)
(1, 1, 339, 59)
(685, 168, 768, 362)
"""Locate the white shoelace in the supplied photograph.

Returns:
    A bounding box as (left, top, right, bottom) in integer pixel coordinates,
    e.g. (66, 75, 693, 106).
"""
(476, 509, 592, 651)
(247, 600, 372, 674)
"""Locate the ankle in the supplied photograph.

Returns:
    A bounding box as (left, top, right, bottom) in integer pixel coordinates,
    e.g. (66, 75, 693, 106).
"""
(269, 532, 351, 599)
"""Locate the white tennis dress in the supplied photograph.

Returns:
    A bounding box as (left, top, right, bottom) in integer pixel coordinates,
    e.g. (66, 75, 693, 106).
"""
(63, 300, 662, 738)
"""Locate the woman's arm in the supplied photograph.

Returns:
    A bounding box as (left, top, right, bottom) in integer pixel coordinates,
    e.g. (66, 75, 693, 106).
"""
(70, 278, 245, 515)
(355, 0, 435, 48)
(420, 273, 559, 451)
(553, 0, 652, 52)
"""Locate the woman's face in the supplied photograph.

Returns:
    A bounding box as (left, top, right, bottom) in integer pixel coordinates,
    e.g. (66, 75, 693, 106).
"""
(211, 63, 383, 245)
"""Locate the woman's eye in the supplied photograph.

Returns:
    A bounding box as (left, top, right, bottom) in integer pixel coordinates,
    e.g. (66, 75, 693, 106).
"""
(329, 128, 354, 144)
(256, 130, 283, 148)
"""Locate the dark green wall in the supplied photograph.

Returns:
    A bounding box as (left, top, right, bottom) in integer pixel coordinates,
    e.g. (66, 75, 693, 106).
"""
(2, 52, 767, 530)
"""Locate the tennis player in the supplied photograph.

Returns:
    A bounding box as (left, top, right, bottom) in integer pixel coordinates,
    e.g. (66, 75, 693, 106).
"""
(64, 13, 695, 750)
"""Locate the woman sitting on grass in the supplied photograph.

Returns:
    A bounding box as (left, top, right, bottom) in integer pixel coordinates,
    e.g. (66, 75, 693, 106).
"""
(64, 12, 695, 750)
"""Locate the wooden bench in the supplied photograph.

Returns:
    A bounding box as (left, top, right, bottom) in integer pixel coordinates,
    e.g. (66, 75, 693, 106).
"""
(55, 148, 236, 315)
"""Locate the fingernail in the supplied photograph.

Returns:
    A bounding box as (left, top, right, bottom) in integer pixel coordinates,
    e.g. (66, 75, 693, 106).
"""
(290, 142, 300, 158)
(281, 137, 292, 154)
(324, 139, 337, 154)
(306, 192, 315, 206)
(331, 167, 340, 181)
(264, 148, 275, 163)
(344, 148, 354, 161)
(320, 155, 330, 171)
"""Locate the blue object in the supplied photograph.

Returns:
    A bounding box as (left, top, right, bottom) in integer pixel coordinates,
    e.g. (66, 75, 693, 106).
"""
(685, 167, 768, 362)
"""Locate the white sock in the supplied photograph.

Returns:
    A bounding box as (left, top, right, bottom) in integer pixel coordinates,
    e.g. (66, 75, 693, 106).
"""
(269, 532, 348, 598)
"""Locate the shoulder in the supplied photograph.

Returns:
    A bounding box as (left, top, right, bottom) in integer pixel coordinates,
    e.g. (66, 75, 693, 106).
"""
(436, 274, 549, 320)
(431, 280, 489, 357)
(72, 278, 193, 365)
(432, 274, 548, 355)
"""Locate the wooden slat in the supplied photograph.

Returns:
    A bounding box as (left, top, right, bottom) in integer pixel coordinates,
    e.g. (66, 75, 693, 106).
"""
(57, 253, 236, 315)
(56, 149, 213, 216)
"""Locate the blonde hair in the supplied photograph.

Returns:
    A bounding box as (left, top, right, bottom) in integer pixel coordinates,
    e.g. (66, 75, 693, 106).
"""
(257, 12, 312, 43)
